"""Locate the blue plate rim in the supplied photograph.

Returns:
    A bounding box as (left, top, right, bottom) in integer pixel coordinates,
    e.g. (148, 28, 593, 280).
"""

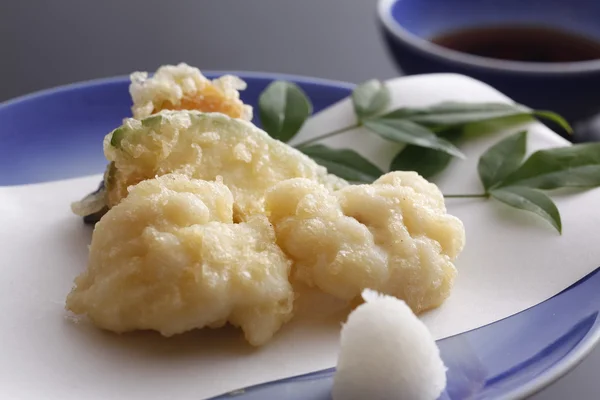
(0, 70, 356, 110)
(518, 324, 600, 398)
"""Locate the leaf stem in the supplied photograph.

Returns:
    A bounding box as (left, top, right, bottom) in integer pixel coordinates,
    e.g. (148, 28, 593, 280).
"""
(294, 123, 361, 148)
(444, 193, 489, 199)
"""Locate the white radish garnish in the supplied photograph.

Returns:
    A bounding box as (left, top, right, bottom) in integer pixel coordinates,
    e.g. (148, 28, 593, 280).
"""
(332, 289, 447, 400)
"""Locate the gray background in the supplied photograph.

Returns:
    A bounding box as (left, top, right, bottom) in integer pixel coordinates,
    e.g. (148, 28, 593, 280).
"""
(1, 1, 598, 398)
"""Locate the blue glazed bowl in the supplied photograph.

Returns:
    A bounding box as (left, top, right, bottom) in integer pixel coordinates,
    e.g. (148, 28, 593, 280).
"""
(377, 0, 600, 123)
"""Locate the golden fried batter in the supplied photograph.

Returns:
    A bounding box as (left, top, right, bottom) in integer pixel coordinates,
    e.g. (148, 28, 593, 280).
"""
(66, 174, 294, 346)
(103, 110, 347, 220)
(265, 172, 465, 314)
(129, 63, 252, 121)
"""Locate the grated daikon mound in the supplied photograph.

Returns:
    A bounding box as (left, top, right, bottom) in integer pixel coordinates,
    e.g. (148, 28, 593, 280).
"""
(332, 289, 447, 400)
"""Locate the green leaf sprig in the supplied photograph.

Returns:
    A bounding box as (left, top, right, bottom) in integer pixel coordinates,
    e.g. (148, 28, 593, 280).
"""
(352, 79, 391, 119)
(258, 79, 572, 182)
(258, 79, 600, 233)
(258, 81, 313, 142)
(445, 133, 600, 233)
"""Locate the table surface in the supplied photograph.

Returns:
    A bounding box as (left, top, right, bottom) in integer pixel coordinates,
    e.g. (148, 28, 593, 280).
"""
(1, 1, 598, 398)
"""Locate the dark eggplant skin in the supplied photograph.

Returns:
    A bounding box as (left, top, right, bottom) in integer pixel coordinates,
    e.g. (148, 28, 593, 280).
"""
(78, 179, 108, 225)
(83, 206, 108, 225)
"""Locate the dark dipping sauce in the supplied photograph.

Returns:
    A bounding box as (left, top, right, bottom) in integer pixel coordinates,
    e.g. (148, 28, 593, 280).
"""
(431, 26, 600, 63)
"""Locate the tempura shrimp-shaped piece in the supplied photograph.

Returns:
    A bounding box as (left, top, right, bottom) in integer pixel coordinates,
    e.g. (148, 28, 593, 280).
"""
(129, 63, 252, 121)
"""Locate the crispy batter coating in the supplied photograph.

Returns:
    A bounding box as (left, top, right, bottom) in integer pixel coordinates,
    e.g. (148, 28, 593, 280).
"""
(265, 171, 465, 313)
(130, 63, 252, 121)
(103, 110, 347, 220)
(66, 174, 294, 346)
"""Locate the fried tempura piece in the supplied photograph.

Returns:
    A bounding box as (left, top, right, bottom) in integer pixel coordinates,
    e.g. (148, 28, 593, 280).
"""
(265, 171, 465, 313)
(129, 63, 252, 121)
(66, 174, 294, 346)
(103, 110, 348, 220)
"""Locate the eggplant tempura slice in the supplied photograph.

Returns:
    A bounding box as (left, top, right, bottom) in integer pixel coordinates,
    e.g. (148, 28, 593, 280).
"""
(77, 110, 347, 222)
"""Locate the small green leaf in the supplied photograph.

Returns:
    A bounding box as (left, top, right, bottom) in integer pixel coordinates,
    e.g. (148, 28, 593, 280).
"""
(498, 143, 600, 189)
(299, 144, 383, 182)
(390, 147, 453, 179)
(363, 118, 465, 158)
(478, 131, 528, 191)
(110, 127, 127, 147)
(382, 102, 532, 127)
(533, 110, 573, 134)
(378, 102, 571, 135)
(352, 80, 391, 119)
(490, 186, 562, 233)
(458, 114, 534, 138)
(258, 81, 313, 142)
(141, 114, 164, 127)
(389, 128, 463, 179)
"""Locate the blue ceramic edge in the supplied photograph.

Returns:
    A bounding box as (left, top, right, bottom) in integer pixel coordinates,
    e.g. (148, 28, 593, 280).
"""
(0, 71, 355, 109)
(504, 272, 600, 399)
(376, 0, 600, 75)
(516, 321, 600, 399)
